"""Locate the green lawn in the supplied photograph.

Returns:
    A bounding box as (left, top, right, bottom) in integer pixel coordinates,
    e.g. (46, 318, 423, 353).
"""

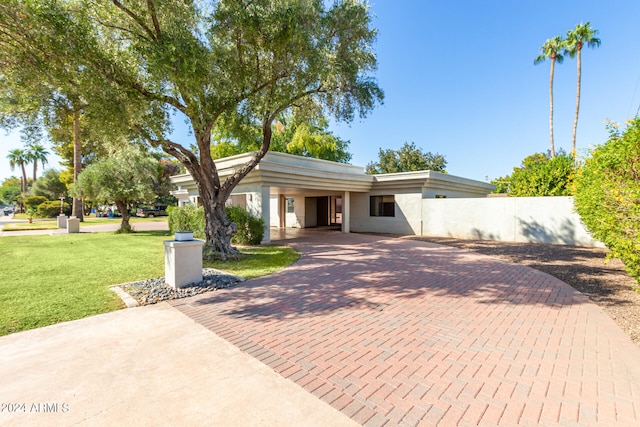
(0, 231, 298, 336)
(2, 216, 168, 231)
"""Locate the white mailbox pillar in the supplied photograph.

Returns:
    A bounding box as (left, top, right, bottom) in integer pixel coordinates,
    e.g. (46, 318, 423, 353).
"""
(67, 216, 80, 233)
(164, 239, 204, 289)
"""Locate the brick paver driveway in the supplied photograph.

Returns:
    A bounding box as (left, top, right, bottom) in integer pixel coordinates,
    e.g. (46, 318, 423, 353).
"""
(171, 231, 640, 426)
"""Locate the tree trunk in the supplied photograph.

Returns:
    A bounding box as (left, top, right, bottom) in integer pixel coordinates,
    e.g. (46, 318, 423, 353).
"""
(20, 162, 28, 193)
(72, 108, 84, 220)
(549, 56, 556, 158)
(114, 200, 132, 233)
(163, 118, 273, 260)
(199, 179, 239, 260)
(571, 46, 582, 160)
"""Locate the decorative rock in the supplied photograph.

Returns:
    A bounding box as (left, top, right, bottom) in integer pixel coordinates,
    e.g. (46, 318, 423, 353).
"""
(118, 269, 244, 306)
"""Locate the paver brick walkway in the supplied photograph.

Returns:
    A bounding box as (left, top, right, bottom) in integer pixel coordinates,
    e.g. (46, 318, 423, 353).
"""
(171, 231, 640, 426)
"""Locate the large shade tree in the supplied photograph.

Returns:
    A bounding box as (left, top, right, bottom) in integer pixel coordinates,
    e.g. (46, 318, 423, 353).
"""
(565, 22, 601, 157)
(0, 1, 148, 220)
(3, 0, 382, 259)
(534, 35, 565, 158)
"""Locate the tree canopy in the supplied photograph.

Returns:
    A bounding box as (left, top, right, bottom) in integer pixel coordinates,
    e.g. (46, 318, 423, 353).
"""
(211, 114, 352, 163)
(1, 0, 383, 258)
(574, 119, 640, 286)
(0, 177, 20, 205)
(366, 142, 446, 174)
(491, 151, 575, 197)
(31, 169, 67, 202)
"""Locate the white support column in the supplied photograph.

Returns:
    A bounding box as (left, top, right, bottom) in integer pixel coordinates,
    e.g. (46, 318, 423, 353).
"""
(279, 195, 286, 228)
(342, 191, 350, 233)
(261, 185, 271, 243)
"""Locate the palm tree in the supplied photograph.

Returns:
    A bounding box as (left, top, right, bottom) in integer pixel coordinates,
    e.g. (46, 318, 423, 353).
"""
(534, 35, 565, 159)
(27, 143, 49, 181)
(565, 22, 601, 158)
(7, 148, 29, 193)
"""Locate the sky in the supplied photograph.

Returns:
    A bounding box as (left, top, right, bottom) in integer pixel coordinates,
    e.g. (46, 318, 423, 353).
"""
(2, 0, 640, 183)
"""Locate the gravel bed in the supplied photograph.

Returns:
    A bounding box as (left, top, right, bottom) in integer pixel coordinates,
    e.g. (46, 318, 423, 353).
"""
(118, 268, 244, 306)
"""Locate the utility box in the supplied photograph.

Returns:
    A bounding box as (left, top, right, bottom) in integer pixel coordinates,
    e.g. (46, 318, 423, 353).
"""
(164, 239, 204, 289)
(67, 217, 80, 233)
(57, 214, 67, 229)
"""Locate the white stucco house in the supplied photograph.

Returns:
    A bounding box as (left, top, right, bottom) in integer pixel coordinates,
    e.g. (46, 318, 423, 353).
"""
(170, 151, 495, 243)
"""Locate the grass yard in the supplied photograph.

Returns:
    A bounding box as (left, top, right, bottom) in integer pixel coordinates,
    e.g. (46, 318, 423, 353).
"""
(0, 231, 298, 336)
(2, 216, 168, 231)
(206, 246, 300, 279)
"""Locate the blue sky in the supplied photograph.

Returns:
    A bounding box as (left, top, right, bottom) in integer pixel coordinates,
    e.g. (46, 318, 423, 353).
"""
(2, 0, 640, 183)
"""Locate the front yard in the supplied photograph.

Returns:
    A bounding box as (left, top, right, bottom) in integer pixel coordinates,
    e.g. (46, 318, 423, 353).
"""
(0, 231, 298, 336)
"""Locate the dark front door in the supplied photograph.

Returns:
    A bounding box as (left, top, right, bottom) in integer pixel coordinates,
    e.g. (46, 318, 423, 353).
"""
(316, 196, 329, 226)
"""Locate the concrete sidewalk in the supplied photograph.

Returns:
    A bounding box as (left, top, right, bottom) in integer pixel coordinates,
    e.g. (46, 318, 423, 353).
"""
(0, 303, 357, 427)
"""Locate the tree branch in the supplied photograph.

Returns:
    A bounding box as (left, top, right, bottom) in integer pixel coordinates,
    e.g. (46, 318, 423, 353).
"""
(111, 0, 157, 42)
(146, 0, 162, 38)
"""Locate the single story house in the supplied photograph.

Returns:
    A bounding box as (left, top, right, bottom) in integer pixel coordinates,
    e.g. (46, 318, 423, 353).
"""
(170, 151, 495, 243)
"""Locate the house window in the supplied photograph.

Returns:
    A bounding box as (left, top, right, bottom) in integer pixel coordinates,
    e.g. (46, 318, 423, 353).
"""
(370, 195, 395, 217)
(286, 198, 295, 213)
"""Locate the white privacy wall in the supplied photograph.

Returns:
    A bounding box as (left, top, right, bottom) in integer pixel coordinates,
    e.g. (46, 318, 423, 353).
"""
(421, 196, 602, 247)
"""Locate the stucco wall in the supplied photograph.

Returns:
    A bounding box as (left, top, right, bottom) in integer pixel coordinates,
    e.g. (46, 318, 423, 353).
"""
(350, 191, 422, 235)
(421, 196, 602, 247)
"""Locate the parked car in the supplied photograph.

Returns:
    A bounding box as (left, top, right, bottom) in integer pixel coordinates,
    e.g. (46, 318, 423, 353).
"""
(136, 206, 168, 218)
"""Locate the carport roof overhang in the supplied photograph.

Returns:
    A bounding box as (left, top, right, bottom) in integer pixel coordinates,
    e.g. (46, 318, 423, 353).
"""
(170, 151, 374, 194)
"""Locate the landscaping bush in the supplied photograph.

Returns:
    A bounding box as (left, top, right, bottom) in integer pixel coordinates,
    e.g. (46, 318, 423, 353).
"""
(167, 204, 264, 245)
(574, 118, 640, 287)
(167, 204, 205, 239)
(226, 205, 265, 246)
(23, 195, 48, 209)
(36, 201, 71, 218)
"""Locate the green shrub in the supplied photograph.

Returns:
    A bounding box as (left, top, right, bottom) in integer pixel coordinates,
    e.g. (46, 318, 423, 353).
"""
(24, 195, 48, 209)
(36, 201, 71, 218)
(167, 204, 264, 245)
(167, 204, 206, 239)
(574, 118, 640, 287)
(226, 205, 265, 245)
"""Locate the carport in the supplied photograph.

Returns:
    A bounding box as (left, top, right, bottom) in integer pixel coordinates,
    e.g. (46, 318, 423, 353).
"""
(170, 152, 374, 243)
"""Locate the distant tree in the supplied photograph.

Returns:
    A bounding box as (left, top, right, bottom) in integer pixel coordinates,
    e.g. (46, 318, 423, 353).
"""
(366, 142, 446, 174)
(0, 177, 21, 205)
(73, 146, 157, 233)
(7, 148, 29, 194)
(492, 151, 575, 196)
(26, 143, 49, 181)
(154, 158, 181, 206)
(574, 119, 640, 286)
(31, 169, 67, 201)
(534, 35, 565, 158)
(211, 114, 352, 163)
(565, 22, 601, 157)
